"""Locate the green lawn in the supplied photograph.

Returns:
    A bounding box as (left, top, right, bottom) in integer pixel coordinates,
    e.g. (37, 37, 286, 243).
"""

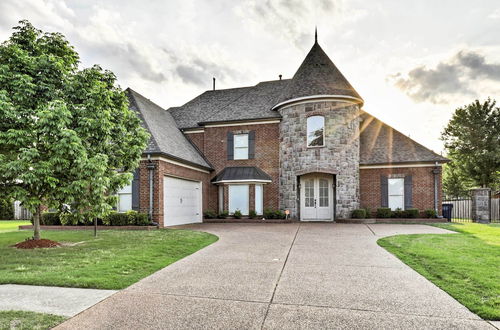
(0, 310, 66, 330)
(378, 223, 500, 320)
(0, 221, 30, 233)
(0, 229, 217, 290)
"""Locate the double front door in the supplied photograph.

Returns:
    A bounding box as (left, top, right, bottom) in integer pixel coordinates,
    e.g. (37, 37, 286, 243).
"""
(300, 174, 334, 221)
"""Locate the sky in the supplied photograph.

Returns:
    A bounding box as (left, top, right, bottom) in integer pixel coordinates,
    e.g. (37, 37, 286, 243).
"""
(1, 0, 499, 153)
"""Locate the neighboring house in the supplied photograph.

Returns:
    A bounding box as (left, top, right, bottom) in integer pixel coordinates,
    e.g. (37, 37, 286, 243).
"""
(119, 36, 448, 226)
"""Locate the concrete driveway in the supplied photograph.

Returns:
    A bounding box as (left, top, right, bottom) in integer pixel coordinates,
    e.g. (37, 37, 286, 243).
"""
(56, 223, 494, 329)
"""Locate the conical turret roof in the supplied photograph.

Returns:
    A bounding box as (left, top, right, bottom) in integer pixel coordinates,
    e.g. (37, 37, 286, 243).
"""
(273, 41, 363, 109)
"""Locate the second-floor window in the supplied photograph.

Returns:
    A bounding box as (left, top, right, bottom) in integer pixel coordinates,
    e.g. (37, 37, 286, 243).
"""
(307, 115, 325, 147)
(234, 134, 249, 159)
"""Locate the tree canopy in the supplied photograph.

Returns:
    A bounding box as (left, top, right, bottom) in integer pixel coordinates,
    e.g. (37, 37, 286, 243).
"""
(0, 20, 149, 239)
(441, 98, 500, 195)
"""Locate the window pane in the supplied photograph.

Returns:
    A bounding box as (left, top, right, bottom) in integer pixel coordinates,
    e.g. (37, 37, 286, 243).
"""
(229, 185, 249, 215)
(234, 147, 248, 159)
(319, 179, 329, 207)
(255, 185, 263, 215)
(307, 116, 325, 147)
(305, 179, 315, 207)
(234, 134, 248, 147)
(388, 178, 404, 210)
(118, 193, 132, 212)
(118, 183, 132, 194)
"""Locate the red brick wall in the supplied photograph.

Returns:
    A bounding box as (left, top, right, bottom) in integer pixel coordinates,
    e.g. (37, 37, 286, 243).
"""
(359, 166, 443, 215)
(189, 123, 280, 212)
(138, 159, 210, 227)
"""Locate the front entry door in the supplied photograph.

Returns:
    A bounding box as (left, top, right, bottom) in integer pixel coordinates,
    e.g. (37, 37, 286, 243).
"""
(300, 174, 333, 221)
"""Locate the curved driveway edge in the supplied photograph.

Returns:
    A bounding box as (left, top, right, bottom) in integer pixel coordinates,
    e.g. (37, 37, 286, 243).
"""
(55, 223, 495, 329)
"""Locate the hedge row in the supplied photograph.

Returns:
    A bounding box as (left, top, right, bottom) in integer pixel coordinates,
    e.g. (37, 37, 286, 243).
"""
(351, 208, 438, 219)
(203, 209, 287, 219)
(37, 211, 151, 226)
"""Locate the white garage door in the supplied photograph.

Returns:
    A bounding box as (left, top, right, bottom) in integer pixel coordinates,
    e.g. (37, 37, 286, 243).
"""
(164, 176, 202, 226)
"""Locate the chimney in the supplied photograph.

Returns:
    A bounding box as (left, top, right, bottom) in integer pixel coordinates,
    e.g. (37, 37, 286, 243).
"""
(279, 74, 282, 81)
(213, 77, 216, 91)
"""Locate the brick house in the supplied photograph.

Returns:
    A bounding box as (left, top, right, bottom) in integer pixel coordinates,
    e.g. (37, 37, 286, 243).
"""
(119, 36, 448, 226)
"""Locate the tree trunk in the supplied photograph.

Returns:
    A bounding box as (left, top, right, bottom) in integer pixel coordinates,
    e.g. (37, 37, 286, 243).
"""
(33, 204, 42, 240)
(94, 218, 97, 237)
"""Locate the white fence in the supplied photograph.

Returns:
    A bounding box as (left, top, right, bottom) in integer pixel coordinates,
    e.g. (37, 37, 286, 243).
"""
(14, 201, 32, 220)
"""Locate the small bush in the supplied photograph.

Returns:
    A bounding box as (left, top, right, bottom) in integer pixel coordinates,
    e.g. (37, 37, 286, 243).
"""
(376, 207, 392, 218)
(392, 208, 405, 218)
(233, 210, 242, 219)
(264, 209, 275, 219)
(134, 212, 150, 226)
(351, 209, 367, 219)
(249, 210, 257, 219)
(41, 212, 61, 225)
(218, 210, 229, 219)
(107, 212, 130, 226)
(404, 208, 419, 218)
(203, 210, 217, 219)
(425, 209, 437, 218)
(363, 207, 372, 218)
(275, 210, 286, 219)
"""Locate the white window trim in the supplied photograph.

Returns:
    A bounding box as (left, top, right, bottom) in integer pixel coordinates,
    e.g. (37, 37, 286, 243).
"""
(306, 115, 325, 148)
(255, 184, 263, 215)
(117, 183, 133, 212)
(233, 133, 249, 160)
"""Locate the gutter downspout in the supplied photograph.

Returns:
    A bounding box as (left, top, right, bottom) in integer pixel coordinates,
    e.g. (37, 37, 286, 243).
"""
(146, 154, 156, 222)
(432, 162, 441, 217)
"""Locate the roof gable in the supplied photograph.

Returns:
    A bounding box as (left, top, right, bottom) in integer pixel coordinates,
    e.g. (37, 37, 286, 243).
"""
(359, 112, 448, 165)
(126, 88, 212, 169)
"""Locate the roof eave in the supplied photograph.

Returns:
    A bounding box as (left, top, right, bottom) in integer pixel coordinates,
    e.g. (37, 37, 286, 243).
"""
(272, 94, 364, 110)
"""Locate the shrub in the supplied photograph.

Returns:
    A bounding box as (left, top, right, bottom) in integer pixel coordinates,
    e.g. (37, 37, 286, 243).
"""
(376, 207, 392, 218)
(391, 208, 405, 218)
(134, 212, 150, 226)
(351, 209, 367, 219)
(425, 209, 437, 218)
(41, 212, 61, 225)
(218, 210, 229, 219)
(249, 210, 257, 219)
(264, 209, 275, 219)
(275, 210, 286, 219)
(363, 207, 372, 218)
(404, 208, 419, 218)
(107, 212, 130, 226)
(0, 198, 14, 220)
(203, 210, 217, 219)
(233, 210, 242, 219)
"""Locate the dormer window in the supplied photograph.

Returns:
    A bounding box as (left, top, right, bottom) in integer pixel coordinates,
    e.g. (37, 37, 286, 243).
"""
(307, 115, 325, 147)
(234, 134, 249, 159)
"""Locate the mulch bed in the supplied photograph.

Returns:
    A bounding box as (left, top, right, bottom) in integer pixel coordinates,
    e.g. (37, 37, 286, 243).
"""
(13, 239, 61, 249)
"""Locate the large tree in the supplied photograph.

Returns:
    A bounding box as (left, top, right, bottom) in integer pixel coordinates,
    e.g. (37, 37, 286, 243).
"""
(441, 99, 500, 191)
(0, 21, 149, 240)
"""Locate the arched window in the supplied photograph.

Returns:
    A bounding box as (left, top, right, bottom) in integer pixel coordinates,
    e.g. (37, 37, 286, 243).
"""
(307, 116, 325, 147)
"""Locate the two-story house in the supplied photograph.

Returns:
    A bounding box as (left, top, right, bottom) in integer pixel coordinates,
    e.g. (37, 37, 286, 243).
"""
(120, 36, 447, 226)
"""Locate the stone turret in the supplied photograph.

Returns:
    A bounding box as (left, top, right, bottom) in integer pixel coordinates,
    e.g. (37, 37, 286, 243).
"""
(274, 37, 362, 220)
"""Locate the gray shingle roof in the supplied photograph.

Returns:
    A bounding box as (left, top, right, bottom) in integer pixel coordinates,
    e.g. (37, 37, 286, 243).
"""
(211, 166, 272, 183)
(274, 42, 363, 108)
(169, 80, 287, 129)
(359, 112, 448, 165)
(127, 88, 212, 169)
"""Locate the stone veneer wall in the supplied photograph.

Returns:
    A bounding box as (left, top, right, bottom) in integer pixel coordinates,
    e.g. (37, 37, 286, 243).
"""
(278, 100, 361, 219)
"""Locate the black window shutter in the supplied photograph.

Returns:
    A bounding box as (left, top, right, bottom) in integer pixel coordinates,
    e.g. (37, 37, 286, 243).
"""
(404, 175, 413, 210)
(227, 132, 234, 160)
(380, 175, 388, 207)
(132, 168, 140, 211)
(248, 131, 255, 159)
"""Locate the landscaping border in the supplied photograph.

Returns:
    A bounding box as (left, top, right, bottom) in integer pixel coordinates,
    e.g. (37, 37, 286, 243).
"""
(337, 218, 448, 224)
(18, 225, 158, 231)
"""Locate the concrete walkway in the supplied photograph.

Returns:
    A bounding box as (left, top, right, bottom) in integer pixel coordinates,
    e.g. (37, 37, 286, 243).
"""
(0, 284, 116, 317)
(56, 223, 495, 329)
